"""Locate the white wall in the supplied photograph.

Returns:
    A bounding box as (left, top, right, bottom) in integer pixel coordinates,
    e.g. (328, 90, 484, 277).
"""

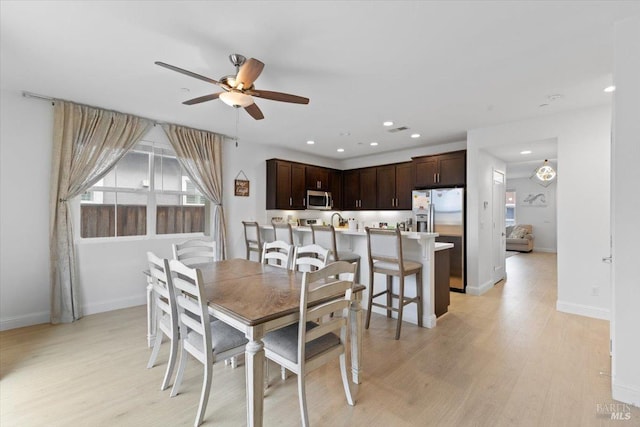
(506, 177, 557, 252)
(465, 148, 506, 295)
(0, 90, 53, 330)
(467, 105, 611, 320)
(340, 140, 466, 170)
(0, 89, 341, 330)
(611, 16, 640, 407)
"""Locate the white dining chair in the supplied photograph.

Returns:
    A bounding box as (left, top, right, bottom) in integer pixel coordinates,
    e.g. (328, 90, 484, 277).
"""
(263, 261, 356, 426)
(146, 252, 180, 391)
(261, 240, 293, 269)
(168, 259, 248, 427)
(172, 239, 216, 266)
(291, 243, 329, 272)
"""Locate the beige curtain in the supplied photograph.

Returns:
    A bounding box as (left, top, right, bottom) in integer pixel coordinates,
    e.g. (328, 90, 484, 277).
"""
(50, 101, 152, 323)
(162, 124, 227, 260)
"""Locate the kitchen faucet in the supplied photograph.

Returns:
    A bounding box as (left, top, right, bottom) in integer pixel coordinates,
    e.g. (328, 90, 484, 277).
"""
(331, 212, 344, 227)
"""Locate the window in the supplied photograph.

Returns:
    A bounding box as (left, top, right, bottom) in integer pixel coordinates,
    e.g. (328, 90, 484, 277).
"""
(505, 190, 516, 227)
(79, 141, 206, 238)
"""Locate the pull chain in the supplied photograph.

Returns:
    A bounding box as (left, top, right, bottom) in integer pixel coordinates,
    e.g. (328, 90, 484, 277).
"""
(235, 107, 240, 148)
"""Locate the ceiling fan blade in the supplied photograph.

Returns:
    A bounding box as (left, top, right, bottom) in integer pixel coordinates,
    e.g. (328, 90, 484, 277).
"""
(248, 89, 309, 104)
(182, 93, 223, 105)
(155, 61, 220, 86)
(244, 103, 264, 120)
(235, 58, 264, 89)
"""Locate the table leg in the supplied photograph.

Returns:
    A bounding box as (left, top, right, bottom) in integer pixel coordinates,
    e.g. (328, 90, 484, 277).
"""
(350, 293, 363, 384)
(245, 331, 265, 427)
(146, 277, 156, 348)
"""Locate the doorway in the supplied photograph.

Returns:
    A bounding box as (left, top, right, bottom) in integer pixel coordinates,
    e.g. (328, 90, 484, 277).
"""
(492, 169, 506, 284)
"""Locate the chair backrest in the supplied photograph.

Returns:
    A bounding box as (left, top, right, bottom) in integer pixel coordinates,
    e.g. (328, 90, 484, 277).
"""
(172, 239, 216, 266)
(298, 261, 356, 367)
(272, 221, 294, 244)
(242, 221, 263, 259)
(311, 225, 338, 260)
(147, 251, 179, 334)
(365, 227, 405, 274)
(168, 259, 212, 366)
(292, 243, 329, 272)
(261, 240, 293, 269)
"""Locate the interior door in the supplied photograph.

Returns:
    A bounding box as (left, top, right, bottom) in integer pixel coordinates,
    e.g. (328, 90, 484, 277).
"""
(492, 169, 506, 283)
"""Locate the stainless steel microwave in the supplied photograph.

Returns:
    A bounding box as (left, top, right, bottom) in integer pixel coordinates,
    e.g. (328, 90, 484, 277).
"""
(306, 190, 332, 210)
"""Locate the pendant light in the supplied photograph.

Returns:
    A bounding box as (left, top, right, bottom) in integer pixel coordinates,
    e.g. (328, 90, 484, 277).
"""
(531, 159, 556, 187)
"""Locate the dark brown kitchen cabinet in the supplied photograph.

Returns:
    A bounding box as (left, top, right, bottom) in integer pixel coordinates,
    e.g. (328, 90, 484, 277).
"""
(266, 159, 306, 209)
(306, 166, 330, 190)
(343, 167, 376, 210)
(413, 150, 466, 188)
(376, 162, 413, 210)
(330, 169, 343, 210)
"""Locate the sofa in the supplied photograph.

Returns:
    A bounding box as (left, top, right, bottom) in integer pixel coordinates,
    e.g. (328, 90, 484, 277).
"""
(506, 224, 534, 252)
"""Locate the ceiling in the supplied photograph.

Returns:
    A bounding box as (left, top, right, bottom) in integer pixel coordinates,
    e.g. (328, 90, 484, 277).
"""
(2, 1, 638, 160)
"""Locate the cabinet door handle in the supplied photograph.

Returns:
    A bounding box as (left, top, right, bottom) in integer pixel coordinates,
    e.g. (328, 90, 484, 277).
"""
(434, 173, 437, 183)
(289, 197, 292, 206)
(303, 198, 306, 207)
(437, 173, 440, 183)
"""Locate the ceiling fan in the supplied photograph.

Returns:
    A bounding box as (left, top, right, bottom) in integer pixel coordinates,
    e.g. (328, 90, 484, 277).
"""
(155, 54, 309, 120)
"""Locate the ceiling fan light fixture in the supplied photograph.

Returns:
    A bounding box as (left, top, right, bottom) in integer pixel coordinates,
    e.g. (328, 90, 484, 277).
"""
(219, 91, 254, 107)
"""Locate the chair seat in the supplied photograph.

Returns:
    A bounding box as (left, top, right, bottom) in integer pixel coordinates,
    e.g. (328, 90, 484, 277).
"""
(372, 259, 422, 274)
(336, 251, 360, 263)
(263, 321, 340, 363)
(186, 320, 248, 355)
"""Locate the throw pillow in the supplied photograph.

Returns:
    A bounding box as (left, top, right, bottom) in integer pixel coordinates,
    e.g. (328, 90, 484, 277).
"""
(509, 226, 527, 239)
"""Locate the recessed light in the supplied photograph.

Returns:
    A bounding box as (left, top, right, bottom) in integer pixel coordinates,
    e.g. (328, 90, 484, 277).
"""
(410, 133, 420, 138)
(306, 140, 315, 145)
(548, 94, 563, 101)
(383, 121, 394, 127)
(370, 142, 378, 146)
(604, 86, 616, 93)
(520, 150, 532, 155)
(337, 148, 345, 153)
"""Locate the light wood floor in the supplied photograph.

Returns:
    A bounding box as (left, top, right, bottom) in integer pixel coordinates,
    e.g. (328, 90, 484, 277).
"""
(2, 252, 638, 426)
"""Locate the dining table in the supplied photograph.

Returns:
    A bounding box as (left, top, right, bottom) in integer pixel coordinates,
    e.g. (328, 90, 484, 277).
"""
(148, 258, 364, 427)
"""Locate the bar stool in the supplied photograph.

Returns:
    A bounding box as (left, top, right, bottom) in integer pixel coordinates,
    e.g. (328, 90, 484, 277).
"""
(364, 227, 422, 340)
(272, 220, 294, 244)
(242, 221, 263, 261)
(311, 224, 360, 283)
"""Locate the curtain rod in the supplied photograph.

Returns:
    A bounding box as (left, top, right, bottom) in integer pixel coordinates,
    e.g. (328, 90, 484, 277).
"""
(21, 90, 235, 141)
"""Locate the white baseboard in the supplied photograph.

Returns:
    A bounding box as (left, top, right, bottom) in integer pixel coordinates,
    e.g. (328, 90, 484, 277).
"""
(82, 294, 146, 316)
(0, 295, 146, 331)
(0, 311, 50, 331)
(556, 300, 610, 320)
(466, 279, 494, 296)
(612, 380, 640, 407)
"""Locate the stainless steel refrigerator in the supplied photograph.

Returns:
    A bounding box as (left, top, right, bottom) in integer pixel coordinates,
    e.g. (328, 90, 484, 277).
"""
(412, 188, 465, 291)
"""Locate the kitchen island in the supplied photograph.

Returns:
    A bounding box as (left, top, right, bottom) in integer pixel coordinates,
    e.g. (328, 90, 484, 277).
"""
(260, 224, 442, 328)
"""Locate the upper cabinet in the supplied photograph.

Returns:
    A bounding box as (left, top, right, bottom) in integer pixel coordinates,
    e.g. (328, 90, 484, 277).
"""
(306, 166, 330, 191)
(343, 167, 377, 210)
(413, 150, 466, 188)
(376, 162, 413, 210)
(266, 159, 307, 210)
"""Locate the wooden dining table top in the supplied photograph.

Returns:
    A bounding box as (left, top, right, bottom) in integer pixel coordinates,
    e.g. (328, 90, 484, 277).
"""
(196, 258, 364, 327)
